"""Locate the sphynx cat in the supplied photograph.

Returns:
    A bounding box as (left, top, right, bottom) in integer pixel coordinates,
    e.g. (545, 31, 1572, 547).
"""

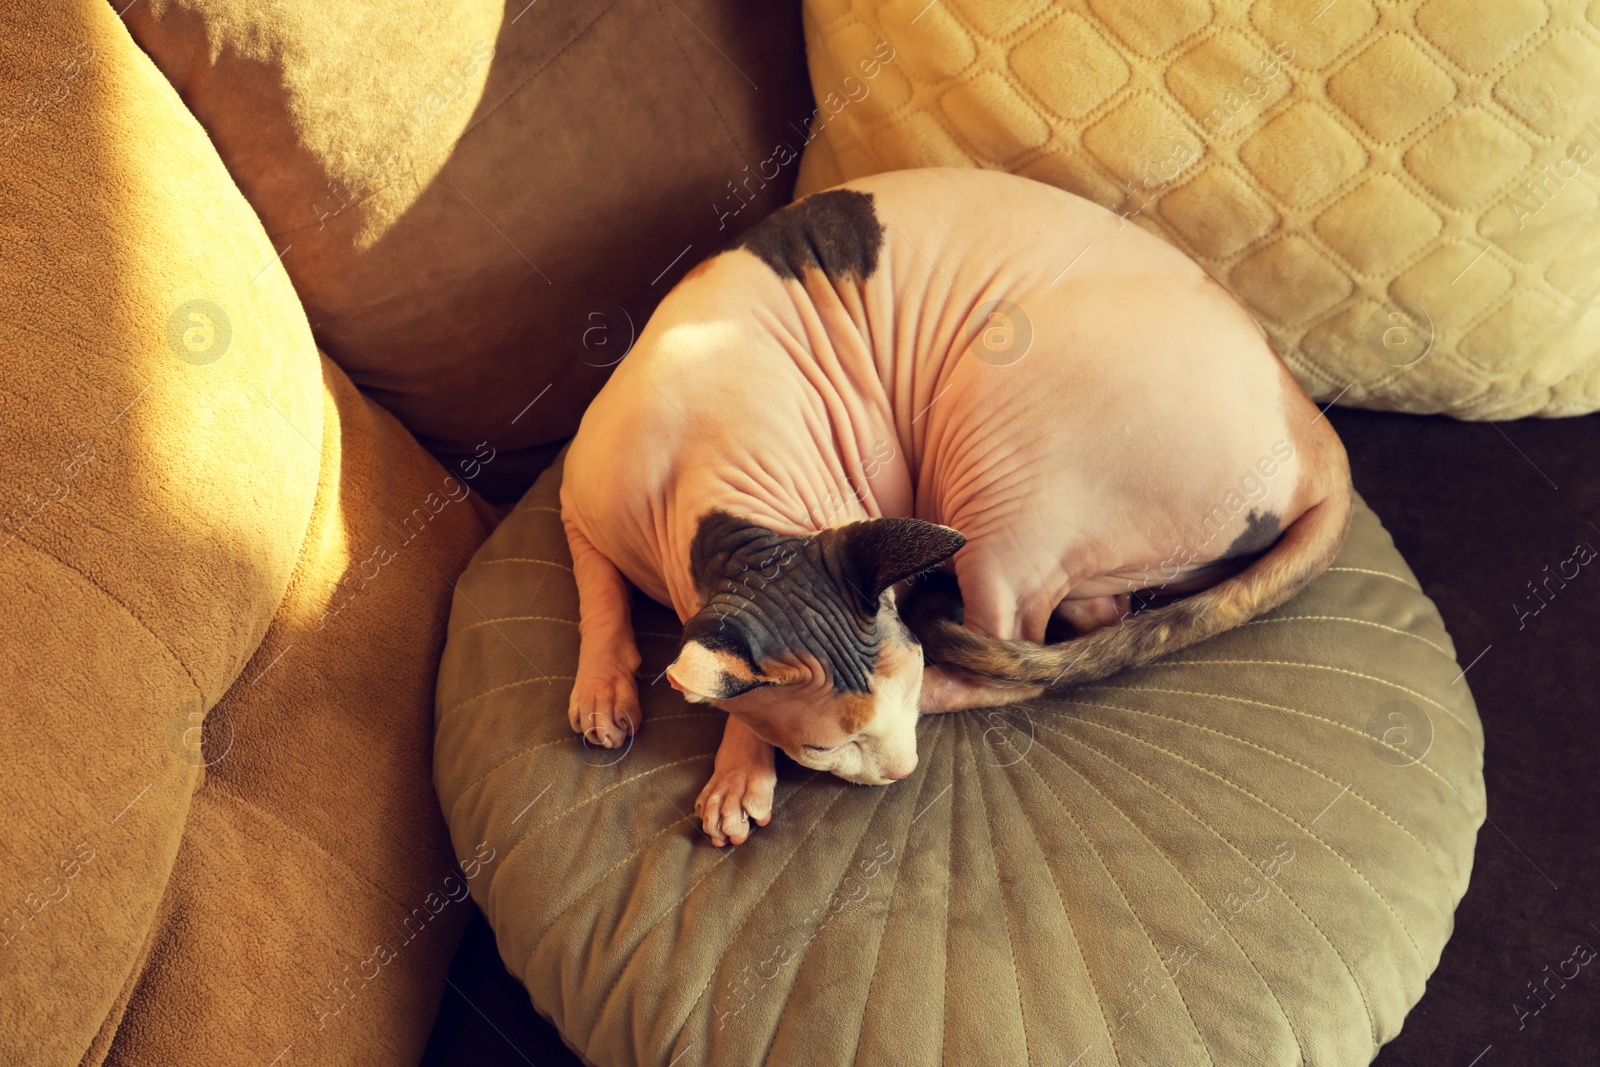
(559, 168, 1351, 846)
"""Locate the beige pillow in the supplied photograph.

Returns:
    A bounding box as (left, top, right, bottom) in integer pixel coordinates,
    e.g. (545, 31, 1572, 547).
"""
(123, 0, 817, 479)
(434, 453, 1485, 1067)
(794, 0, 1600, 419)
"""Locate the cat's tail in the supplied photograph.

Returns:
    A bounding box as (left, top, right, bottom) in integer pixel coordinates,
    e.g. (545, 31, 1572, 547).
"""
(905, 487, 1353, 690)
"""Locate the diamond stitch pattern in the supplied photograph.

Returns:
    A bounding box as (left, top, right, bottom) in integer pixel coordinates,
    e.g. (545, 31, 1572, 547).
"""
(795, 0, 1600, 417)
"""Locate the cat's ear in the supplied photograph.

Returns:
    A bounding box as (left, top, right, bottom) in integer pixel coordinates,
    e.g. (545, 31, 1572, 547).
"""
(823, 517, 967, 614)
(666, 613, 767, 702)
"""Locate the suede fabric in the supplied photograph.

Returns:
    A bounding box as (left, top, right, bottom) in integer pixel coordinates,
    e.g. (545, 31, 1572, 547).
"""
(1, 2, 319, 1059)
(433, 455, 1485, 1067)
(100, 361, 497, 1067)
(122, 0, 817, 488)
(793, 0, 1600, 420)
(1, 3, 492, 1063)
(423, 410, 1600, 1067)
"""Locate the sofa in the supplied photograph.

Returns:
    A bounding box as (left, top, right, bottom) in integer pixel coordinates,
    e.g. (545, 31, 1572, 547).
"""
(4, 1, 1595, 1065)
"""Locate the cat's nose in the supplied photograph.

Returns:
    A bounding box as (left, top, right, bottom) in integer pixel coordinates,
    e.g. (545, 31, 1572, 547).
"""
(883, 758, 917, 780)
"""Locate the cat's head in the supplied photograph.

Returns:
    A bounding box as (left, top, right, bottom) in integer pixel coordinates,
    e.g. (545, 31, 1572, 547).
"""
(665, 510, 966, 785)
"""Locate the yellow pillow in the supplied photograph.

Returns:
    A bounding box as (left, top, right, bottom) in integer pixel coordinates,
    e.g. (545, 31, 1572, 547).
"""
(1, 3, 320, 1054)
(0, 3, 490, 1062)
(795, 0, 1600, 419)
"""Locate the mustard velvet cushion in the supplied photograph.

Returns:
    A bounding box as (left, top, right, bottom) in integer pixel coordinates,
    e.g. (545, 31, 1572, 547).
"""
(1, 3, 490, 1063)
(434, 454, 1485, 1067)
(123, 0, 814, 462)
(793, 0, 1600, 420)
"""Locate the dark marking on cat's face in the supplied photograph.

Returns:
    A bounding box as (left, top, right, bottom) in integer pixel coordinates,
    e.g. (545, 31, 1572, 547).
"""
(1222, 508, 1280, 559)
(727, 189, 885, 282)
(664, 510, 965, 785)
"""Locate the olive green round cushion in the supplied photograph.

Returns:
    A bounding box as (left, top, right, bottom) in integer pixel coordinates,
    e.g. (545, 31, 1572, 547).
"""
(434, 452, 1485, 1067)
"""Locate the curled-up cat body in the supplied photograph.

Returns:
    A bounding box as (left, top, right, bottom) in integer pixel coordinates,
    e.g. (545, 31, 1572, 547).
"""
(560, 167, 1351, 846)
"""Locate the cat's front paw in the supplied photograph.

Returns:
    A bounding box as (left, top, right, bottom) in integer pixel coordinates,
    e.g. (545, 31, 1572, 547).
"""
(568, 670, 641, 749)
(694, 758, 776, 847)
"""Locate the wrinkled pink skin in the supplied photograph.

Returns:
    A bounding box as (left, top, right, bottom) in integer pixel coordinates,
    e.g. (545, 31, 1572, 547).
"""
(561, 168, 1305, 845)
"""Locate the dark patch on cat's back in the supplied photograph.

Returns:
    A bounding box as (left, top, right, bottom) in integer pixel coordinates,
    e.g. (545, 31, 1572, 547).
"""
(728, 189, 885, 282)
(1222, 508, 1281, 560)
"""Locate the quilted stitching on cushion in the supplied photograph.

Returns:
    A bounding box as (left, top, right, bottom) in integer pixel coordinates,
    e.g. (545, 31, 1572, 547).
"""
(433, 457, 1484, 1067)
(795, 0, 1600, 419)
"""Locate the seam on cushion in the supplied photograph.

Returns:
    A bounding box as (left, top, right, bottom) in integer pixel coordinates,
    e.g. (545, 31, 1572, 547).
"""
(755, 766, 902, 1067)
(973, 743, 1031, 1065)
(1050, 724, 1381, 1052)
(10, 352, 336, 707)
(1323, 566, 1421, 590)
(520, 753, 713, 843)
(1018, 737, 1222, 1067)
(1310, 11, 1577, 405)
(519, 784, 716, 965)
(237, 375, 326, 664)
(8, 533, 208, 702)
(441, 673, 574, 720)
(578, 772, 815, 1048)
(1406, 6, 1554, 84)
(871, 64, 982, 171)
(81, 869, 168, 1067)
(1000, 6, 1131, 128)
(1118, 63, 1247, 179)
(1060, 696, 1448, 873)
(1066, 710, 1429, 966)
(453, 614, 578, 635)
(520, 772, 849, 1055)
(1008, 743, 1125, 1067)
(654, 0, 747, 163)
(241, 358, 343, 690)
(1083, 683, 1483, 819)
(445, 711, 723, 829)
(1029, 732, 1313, 1061)
(500, 505, 564, 524)
(1255, 602, 1419, 685)
(1239, 616, 1450, 658)
(645, 774, 852, 1051)
(939, 6, 1138, 175)
(207, 781, 414, 916)
(846, 716, 946, 1067)
(451, 567, 561, 644)
(478, 558, 575, 572)
(1143, 659, 1478, 743)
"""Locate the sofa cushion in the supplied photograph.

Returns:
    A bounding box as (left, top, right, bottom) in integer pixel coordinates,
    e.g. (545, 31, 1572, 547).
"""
(0, 3, 491, 1062)
(433, 454, 1485, 1067)
(0, 1, 319, 1058)
(792, 0, 1600, 420)
(123, 0, 816, 488)
(101, 360, 497, 1067)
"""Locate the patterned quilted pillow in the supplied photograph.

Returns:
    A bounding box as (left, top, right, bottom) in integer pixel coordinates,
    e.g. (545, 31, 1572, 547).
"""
(794, 0, 1600, 419)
